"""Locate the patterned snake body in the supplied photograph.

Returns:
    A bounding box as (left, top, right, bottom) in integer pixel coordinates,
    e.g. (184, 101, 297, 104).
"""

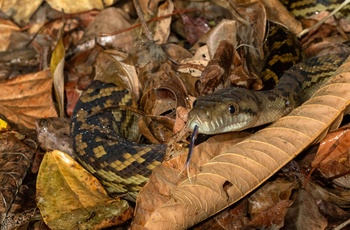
(71, 1, 350, 197)
(71, 81, 166, 198)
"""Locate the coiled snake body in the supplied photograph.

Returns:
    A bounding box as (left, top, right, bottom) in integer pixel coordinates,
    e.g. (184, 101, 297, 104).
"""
(71, 2, 350, 198)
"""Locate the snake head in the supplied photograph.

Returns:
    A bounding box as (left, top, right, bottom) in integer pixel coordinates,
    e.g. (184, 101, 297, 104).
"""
(187, 88, 260, 134)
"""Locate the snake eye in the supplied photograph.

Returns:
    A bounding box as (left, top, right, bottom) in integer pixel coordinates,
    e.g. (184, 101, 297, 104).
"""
(228, 105, 236, 114)
(192, 99, 197, 107)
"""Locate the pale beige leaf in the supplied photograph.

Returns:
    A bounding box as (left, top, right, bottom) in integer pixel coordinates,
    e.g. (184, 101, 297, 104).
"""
(134, 56, 350, 229)
(153, 0, 174, 44)
(36, 150, 131, 229)
(0, 18, 19, 51)
(46, 0, 116, 14)
(0, 70, 58, 129)
(207, 19, 237, 59)
(0, 0, 43, 24)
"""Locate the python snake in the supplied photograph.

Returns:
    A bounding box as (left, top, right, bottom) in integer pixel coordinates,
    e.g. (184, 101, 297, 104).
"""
(71, 1, 350, 199)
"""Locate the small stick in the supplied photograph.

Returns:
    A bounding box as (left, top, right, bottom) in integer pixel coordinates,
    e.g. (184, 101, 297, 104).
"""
(133, 0, 153, 41)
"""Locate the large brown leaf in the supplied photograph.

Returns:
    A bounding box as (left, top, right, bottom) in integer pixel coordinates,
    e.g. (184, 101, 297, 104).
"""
(0, 70, 57, 129)
(133, 56, 350, 229)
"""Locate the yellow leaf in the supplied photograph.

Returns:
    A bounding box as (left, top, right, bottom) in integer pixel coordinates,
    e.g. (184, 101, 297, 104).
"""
(36, 150, 131, 230)
(50, 33, 65, 117)
(0, 117, 9, 130)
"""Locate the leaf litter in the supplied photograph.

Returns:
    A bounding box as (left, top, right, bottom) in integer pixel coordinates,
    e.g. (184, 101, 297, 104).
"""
(0, 0, 350, 229)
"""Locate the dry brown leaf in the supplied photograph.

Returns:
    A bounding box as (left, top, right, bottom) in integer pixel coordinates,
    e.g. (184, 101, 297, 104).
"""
(260, 0, 302, 35)
(284, 189, 327, 229)
(133, 56, 350, 229)
(88, 8, 134, 52)
(306, 181, 350, 209)
(0, 70, 58, 129)
(248, 178, 297, 217)
(247, 199, 292, 229)
(36, 150, 132, 229)
(0, 132, 35, 224)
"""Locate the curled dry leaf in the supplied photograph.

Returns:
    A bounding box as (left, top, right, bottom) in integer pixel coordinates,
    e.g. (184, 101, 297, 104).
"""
(36, 150, 132, 230)
(260, 0, 302, 35)
(95, 51, 140, 100)
(133, 56, 350, 229)
(312, 125, 350, 188)
(153, 0, 174, 44)
(0, 70, 58, 129)
(87, 8, 134, 52)
(0, 132, 35, 224)
(206, 19, 237, 59)
(199, 40, 234, 95)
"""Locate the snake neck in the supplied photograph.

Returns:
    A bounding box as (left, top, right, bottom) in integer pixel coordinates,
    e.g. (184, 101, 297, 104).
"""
(252, 87, 298, 128)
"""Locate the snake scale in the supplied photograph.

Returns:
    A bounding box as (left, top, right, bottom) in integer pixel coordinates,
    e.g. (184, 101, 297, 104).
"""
(71, 0, 350, 199)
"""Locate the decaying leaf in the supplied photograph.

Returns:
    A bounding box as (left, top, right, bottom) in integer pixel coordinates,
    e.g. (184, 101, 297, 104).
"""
(36, 150, 132, 230)
(0, 132, 35, 224)
(0, 70, 58, 129)
(133, 56, 350, 229)
(36, 117, 74, 157)
(181, 14, 210, 45)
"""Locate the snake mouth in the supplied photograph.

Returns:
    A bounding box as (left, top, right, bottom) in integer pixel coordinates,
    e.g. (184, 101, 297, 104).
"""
(187, 113, 254, 135)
